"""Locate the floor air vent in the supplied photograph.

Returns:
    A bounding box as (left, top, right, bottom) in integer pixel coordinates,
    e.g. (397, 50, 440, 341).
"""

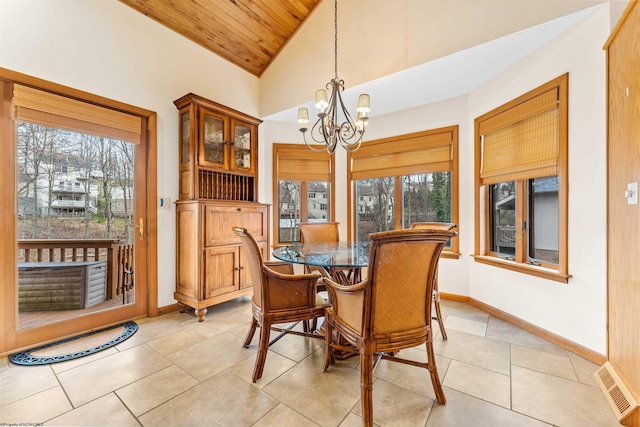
(595, 362, 638, 423)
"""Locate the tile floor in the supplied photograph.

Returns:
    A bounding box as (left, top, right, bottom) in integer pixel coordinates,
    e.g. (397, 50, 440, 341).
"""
(0, 298, 619, 426)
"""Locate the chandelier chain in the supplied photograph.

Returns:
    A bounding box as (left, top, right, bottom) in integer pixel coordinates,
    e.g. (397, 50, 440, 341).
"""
(297, 0, 370, 154)
(334, 0, 338, 79)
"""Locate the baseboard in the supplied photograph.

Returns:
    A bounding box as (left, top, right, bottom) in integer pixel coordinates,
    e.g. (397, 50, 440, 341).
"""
(467, 297, 606, 365)
(439, 292, 469, 303)
(157, 303, 180, 316)
(440, 293, 606, 365)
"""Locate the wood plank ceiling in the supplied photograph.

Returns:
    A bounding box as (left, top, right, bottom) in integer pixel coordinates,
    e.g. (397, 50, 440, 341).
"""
(119, 0, 322, 77)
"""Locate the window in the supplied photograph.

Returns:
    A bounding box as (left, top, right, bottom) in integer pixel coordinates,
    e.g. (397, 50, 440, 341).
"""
(354, 177, 396, 239)
(348, 126, 459, 256)
(273, 144, 335, 245)
(474, 74, 569, 282)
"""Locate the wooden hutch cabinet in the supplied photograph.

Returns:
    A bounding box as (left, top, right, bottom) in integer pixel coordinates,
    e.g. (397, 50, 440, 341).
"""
(174, 93, 269, 321)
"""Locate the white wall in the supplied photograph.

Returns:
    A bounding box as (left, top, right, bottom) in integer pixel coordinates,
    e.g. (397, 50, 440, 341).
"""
(466, 5, 609, 353)
(0, 0, 260, 307)
(260, 0, 608, 118)
(262, 4, 609, 354)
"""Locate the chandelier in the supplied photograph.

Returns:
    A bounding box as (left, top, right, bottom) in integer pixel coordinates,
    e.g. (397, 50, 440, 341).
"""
(297, 0, 370, 154)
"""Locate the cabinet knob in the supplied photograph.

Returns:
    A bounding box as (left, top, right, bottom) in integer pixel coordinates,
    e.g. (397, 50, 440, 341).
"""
(237, 208, 242, 212)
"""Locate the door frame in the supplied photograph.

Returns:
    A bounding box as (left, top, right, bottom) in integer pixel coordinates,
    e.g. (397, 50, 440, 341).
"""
(0, 67, 158, 355)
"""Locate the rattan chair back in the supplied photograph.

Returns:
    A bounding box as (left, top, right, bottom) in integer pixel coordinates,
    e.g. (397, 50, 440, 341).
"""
(237, 225, 265, 308)
(409, 221, 457, 340)
(299, 221, 340, 243)
(365, 229, 454, 339)
(410, 221, 457, 231)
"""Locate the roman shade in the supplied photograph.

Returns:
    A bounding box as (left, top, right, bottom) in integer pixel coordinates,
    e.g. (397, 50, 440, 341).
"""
(275, 145, 332, 182)
(350, 130, 453, 180)
(479, 87, 559, 185)
(13, 84, 142, 144)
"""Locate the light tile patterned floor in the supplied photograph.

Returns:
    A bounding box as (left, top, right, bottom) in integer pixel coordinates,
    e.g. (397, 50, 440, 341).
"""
(0, 299, 619, 426)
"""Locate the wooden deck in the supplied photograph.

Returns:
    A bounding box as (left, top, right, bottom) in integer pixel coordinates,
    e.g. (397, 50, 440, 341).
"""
(15, 239, 135, 330)
(19, 297, 127, 330)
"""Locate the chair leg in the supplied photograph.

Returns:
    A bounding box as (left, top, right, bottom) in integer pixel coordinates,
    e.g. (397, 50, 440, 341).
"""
(302, 316, 319, 333)
(425, 340, 446, 404)
(252, 321, 271, 383)
(243, 318, 258, 347)
(360, 351, 374, 426)
(323, 317, 334, 371)
(433, 289, 447, 340)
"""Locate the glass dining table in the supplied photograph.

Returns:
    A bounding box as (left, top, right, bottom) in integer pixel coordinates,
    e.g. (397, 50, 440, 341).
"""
(272, 241, 371, 286)
(273, 241, 371, 359)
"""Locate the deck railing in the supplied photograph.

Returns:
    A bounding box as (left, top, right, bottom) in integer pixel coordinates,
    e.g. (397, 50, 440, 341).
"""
(18, 239, 134, 300)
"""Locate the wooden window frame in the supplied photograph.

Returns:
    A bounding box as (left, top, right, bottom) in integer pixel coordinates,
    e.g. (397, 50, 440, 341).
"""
(473, 74, 570, 283)
(347, 126, 459, 258)
(272, 143, 335, 246)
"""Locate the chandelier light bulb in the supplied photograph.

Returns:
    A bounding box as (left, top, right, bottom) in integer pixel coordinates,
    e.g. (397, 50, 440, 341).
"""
(297, 108, 309, 124)
(357, 111, 369, 131)
(357, 94, 370, 113)
(315, 89, 329, 110)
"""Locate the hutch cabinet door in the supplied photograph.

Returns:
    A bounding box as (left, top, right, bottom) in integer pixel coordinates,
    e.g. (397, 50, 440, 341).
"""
(199, 108, 229, 170)
(178, 107, 196, 200)
(203, 246, 239, 298)
(230, 119, 256, 174)
(203, 204, 269, 247)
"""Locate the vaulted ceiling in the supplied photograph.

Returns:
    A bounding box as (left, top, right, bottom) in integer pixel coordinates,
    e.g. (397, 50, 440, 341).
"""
(118, 0, 620, 120)
(119, 0, 322, 77)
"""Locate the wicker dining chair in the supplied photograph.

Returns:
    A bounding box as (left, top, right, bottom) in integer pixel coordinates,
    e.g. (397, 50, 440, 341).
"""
(299, 221, 340, 244)
(232, 226, 328, 383)
(297, 221, 338, 285)
(410, 222, 457, 340)
(298, 221, 358, 286)
(322, 228, 456, 427)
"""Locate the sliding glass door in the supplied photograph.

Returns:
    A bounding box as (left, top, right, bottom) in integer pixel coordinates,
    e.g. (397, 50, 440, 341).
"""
(0, 69, 156, 353)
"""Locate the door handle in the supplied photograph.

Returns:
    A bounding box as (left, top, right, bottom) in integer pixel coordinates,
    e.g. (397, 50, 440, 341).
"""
(137, 218, 144, 238)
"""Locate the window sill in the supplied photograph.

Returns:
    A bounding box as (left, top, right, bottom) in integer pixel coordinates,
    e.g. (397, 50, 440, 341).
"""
(472, 255, 570, 283)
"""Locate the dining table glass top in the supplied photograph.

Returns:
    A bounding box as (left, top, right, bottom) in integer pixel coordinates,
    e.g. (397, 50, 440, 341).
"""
(272, 241, 371, 269)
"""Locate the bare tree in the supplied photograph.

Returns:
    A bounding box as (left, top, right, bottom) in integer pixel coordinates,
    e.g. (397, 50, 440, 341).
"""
(371, 177, 394, 233)
(113, 141, 135, 244)
(16, 123, 60, 238)
(76, 134, 98, 238)
(93, 137, 115, 238)
(278, 181, 300, 242)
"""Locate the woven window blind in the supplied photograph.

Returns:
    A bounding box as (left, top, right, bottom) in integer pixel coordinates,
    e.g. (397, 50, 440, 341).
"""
(275, 145, 332, 181)
(479, 88, 559, 185)
(12, 85, 142, 144)
(350, 131, 453, 180)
